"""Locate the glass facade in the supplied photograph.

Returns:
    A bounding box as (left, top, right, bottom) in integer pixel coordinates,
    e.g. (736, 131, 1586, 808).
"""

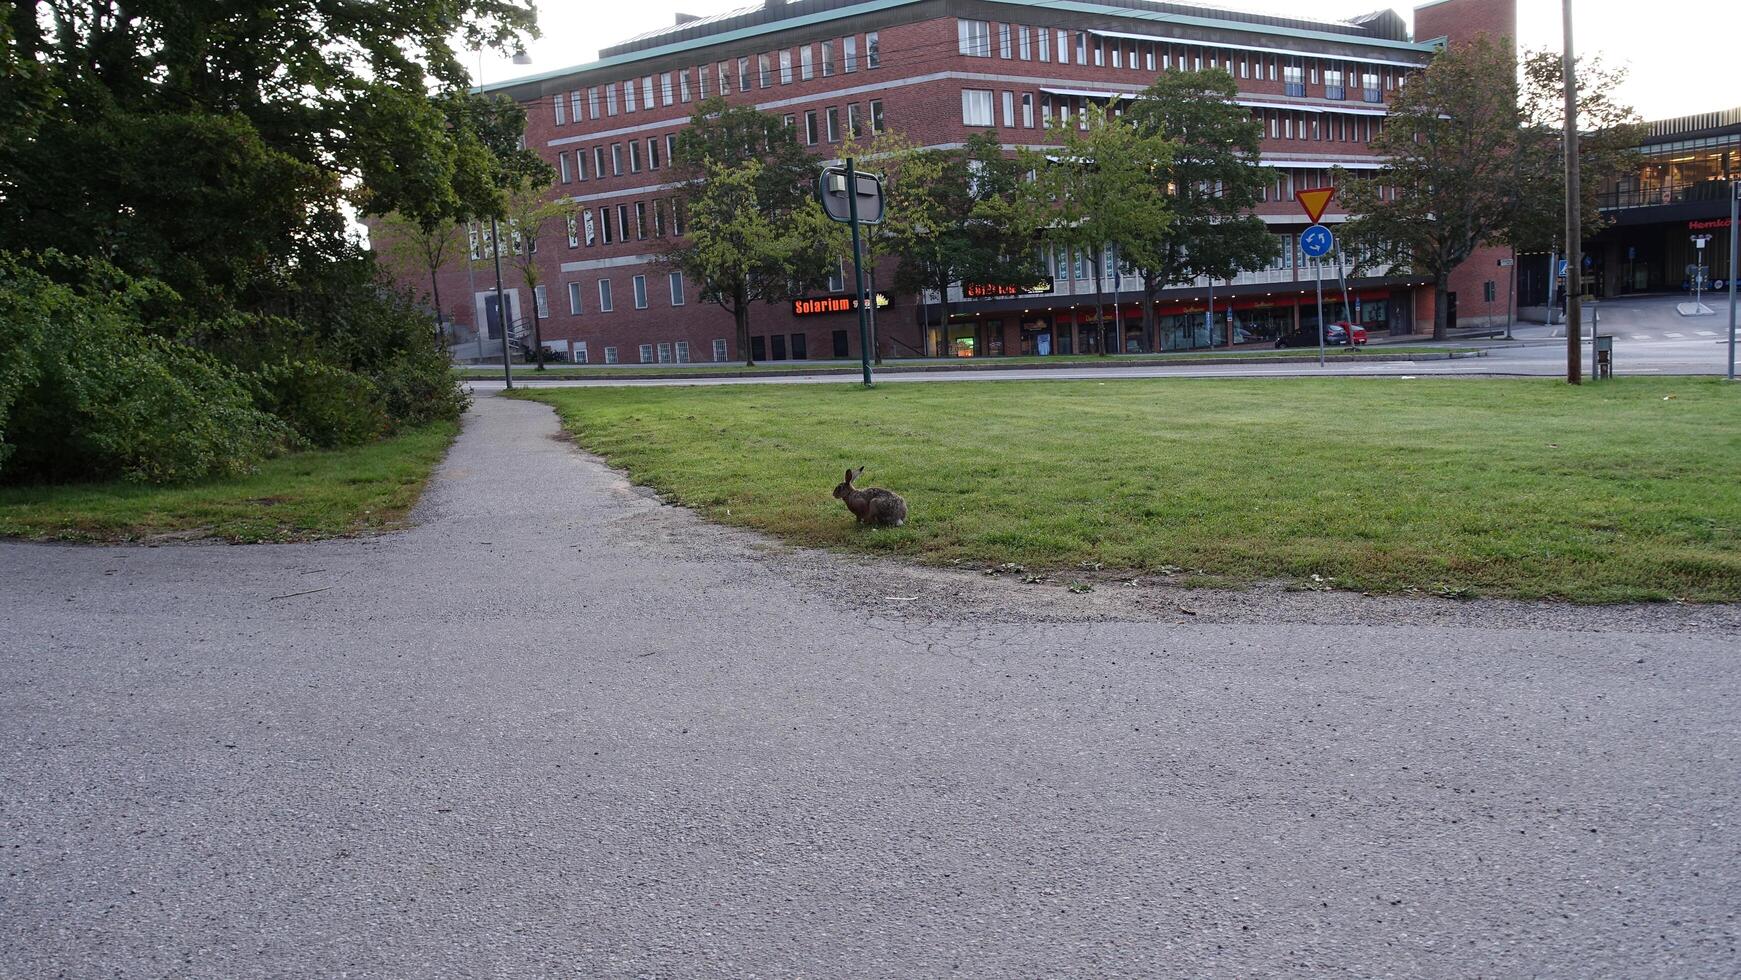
(1597, 133, 1740, 210)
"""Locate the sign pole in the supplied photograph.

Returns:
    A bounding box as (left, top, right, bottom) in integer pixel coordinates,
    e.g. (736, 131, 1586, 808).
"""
(846, 157, 873, 387)
(1315, 255, 1326, 367)
(1336, 247, 1354, 346)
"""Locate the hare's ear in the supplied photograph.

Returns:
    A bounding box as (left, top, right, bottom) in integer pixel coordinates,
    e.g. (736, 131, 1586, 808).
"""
(854, 465, 866, 479)
(844, 468, 855, 483)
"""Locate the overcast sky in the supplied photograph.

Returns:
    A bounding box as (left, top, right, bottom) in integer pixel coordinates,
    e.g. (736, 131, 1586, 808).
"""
(470, 1, 1736, 121)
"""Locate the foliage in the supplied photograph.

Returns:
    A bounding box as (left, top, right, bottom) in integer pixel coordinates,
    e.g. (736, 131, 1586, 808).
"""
(884, 131, 1047, 331)
(1027, 105, 1176, 352)
(501, 175, 575, 366)
(665, 98, 842, 365)
(1508, 49, 1645, 254)
(1125, 69, 1276, 350)
(1337, 37, 1524, 339)
(526, 378, 1741, 603)
(254, 360, 390, 449)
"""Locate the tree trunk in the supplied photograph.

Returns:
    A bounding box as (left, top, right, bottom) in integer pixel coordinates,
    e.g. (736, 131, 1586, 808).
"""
(1433, 279, 1449, 341)
(1110, 245, 1123, 355)
(429, 266, 445, 347)
(1092, 248, 1107, 355)
(1142, 277, 1159, 353)
(531, 305, 545, 369)
(735, 287, 754, 366)
(935, 277, 953, 357)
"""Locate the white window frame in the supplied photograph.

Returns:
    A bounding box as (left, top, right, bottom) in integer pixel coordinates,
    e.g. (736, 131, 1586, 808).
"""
(633, 275, 648, 310)
(604, 346, 619, 364)
(669, 271, 685, 306)
(712, 338, 728, 362)
(639, 343, 654, 363)
(961, 89, 994, 127)
(533, 284, 548, 318)
(598, 279, 613, 312)
(567, 281, 583, 314)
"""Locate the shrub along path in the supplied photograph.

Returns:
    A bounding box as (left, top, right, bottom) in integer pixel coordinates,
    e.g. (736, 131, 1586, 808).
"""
(523, 377, 1741, 602)
(0, 422, 457, 543)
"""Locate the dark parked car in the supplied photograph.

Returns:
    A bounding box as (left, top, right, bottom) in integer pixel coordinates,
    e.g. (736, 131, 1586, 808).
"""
(1275, 323, 1349, 348)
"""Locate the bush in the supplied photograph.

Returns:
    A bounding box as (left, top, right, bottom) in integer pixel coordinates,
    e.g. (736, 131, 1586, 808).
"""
(254, 359, 389, 449)
(0, 255, 292, 484)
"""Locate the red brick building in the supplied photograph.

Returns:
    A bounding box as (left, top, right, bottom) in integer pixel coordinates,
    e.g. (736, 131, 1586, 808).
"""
(410, 0, 1514, 364)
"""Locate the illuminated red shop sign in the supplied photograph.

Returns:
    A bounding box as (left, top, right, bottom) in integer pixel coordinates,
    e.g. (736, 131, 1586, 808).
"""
(791, 292, 890, 316)
(963, 278, 1055, 299)
(1689, 218, 1733, 231)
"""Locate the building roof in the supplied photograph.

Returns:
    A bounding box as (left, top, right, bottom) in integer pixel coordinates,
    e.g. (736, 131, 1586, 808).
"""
(1643, 106, 1741, 142)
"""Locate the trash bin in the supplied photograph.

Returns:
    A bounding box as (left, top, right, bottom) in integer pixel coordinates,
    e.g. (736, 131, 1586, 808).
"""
(1595, 334, 1614, 379)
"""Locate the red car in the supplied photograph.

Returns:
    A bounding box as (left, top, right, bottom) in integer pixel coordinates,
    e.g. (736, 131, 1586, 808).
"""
(1332, 322, 1369, 345)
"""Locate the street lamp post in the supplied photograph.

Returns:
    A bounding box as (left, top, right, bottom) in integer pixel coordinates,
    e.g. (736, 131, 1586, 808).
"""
(475, 46, 533, 390)
(1728, 180, 1738, 382)
(1561, 0, 1582, 385)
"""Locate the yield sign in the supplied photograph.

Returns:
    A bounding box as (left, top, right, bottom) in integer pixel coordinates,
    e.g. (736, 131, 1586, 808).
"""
(1296, 187, 1335, 224)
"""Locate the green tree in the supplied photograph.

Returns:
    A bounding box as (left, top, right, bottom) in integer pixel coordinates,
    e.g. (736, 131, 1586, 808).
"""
(501, 176, 573, 368)
(886, 132, 1046, 351)
(1126, 70, 1276, 351)
(667, 98, 839, 365)
(1027, 105, 1175, 354)
(1337, 37, 1523, 340)
(374, 211, 467, 342)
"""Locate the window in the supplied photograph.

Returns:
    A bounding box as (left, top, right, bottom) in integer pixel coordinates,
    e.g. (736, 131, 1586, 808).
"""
(1325, 69, 1344, 100)
(571, 91, 582, 122)
(675, 341, 690, 363)
(1039, 26, 1050, 62)
(1076, 31, 1086, 65)
(842, 37, 857, 73)
(821, 39, 834, 76)
(1056, 29, 1068, 65)
(783, 112, 795, 130)
(639, 343, 653, 363)
(800, 44, 814, 80)
(583, 209, 596, 246)
(1019, 26, 1031, 60)
(567, 281, 583, 314)
(643, 76, 654, 108)
(1284, 65, 1304, 97)
(565, 214, 579, 248)
(617, 204, 630, 241)
(657, 342, 673, 363)
(669, 271, 685, 306)
(779, 50, 793, 84)
(629, 140, 641, 173)
(605, 83, 618, 116)
(999, 23, 1012, 58)
(598, 279, 614, 311)
(961, 89, 994, 127)
(1363, 72, 1381, 103)
(680, 70, 692, 102)
(588, 87, 601, 119)
(804, 110, 818, 145)
(575, 149, 587, 181)
(696, 65, 707, 99)
(847, 102, 862, 138)
(719, 62, 731, 94)
(866, 31, 879, 68)
(1021, 93, 1034, 128)
(712, 338, 728, 362)
(960, 18, 987, 57)
(634, 202, 647, 240)
(869, 99, 884, 133)
(611, 144, 623, 176)
(661, 72, 674, 105)
(573, 342, 588, 365)
(605, 346, 619, 364)
(739, 56, 751, 90)
(558, 152, 571, 184)
(597, 207, 612, 244)
(648, 137, 661, 170)
(666, 134, 677, 162)
(534, 284, 548, 318)
(653, 199, 667, 237)
(554, 99, 565, 125)
(758, 54, 771, 88)
(624, 79, 636, 113)
(633, 275, 648, 309)
(825, 106, 840, 143)
(593, 147, 605, 179)
(1001, 91, 1015, 128)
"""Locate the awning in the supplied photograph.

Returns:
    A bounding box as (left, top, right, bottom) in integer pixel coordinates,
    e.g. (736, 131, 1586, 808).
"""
(1086, 27, 1432, 70)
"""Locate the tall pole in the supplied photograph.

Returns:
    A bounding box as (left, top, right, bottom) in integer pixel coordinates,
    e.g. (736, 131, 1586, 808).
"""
(1506, 248, 1516, 340)
(490, 216, 514, 389)
(1205, 278, 1214, 348)
(1728, 180, 1738, 382)
(1335, 248, 1354, 344)
(846, 158, 873, 387)
(1315, 255, 1326, 368)
(1562, 0, 1582, 384)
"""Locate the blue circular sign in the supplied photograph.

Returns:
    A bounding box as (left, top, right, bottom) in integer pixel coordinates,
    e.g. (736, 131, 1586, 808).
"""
(1300, 224, 1334, 258)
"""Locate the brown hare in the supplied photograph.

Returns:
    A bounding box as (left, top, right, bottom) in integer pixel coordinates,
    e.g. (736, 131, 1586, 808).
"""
(832, 466, 908, 527)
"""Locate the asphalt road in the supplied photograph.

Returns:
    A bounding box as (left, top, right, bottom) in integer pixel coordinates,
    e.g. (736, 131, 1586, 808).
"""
(3, 395, 1738, 978)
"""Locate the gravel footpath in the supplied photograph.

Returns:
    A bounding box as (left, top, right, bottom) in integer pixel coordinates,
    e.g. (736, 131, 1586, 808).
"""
(2, 393, 1736, 979)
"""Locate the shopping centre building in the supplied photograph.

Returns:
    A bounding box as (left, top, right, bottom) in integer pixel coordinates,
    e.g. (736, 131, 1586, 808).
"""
(427, 0, 1513, 363)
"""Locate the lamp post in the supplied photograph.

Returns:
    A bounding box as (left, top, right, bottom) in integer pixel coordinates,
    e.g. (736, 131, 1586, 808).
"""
(1561, 0, 1582, 385)
(1728, 179, 1738, 382)
(476, 46, 533, 390)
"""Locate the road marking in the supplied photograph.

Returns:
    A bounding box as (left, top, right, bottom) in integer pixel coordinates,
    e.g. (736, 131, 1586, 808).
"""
(1695, 330, 1717, 336)
(1630, 334, 1651, 340)
(1664, 332, 1686, 338)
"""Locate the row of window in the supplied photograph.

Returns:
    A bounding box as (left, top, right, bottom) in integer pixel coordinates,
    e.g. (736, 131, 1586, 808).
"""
(559, 272, 685, 316)
(557, 133, 678, 185)
(957, 18, 1398, 103)
(547, 339, 730, 366)
(562, 197, 686, 249)
(959, 88, 1388, 148)
(552, 32, 883, 128)
(785, 100, 886, 145)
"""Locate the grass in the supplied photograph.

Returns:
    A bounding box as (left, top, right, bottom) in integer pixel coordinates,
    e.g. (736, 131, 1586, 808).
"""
(460, 347, 1476, 379)
(521, 378, 1741, 603)
(0, 422, 459, 544)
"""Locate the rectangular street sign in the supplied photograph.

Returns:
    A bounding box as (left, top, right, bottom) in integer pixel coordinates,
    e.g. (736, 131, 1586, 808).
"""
(818, 167, 884, 224)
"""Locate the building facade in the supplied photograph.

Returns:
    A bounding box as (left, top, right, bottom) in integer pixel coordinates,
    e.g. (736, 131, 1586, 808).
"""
(418, 0, 1513, 364)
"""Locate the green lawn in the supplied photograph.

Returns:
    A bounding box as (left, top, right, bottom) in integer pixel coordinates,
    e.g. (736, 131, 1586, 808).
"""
(462, 347, 1475, 379)
(522, 379, 1741, 602)
(0, 422, 458, 543)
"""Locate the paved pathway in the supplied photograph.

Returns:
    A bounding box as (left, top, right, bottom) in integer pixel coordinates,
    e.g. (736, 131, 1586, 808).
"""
(3, 395, 1738, 978)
